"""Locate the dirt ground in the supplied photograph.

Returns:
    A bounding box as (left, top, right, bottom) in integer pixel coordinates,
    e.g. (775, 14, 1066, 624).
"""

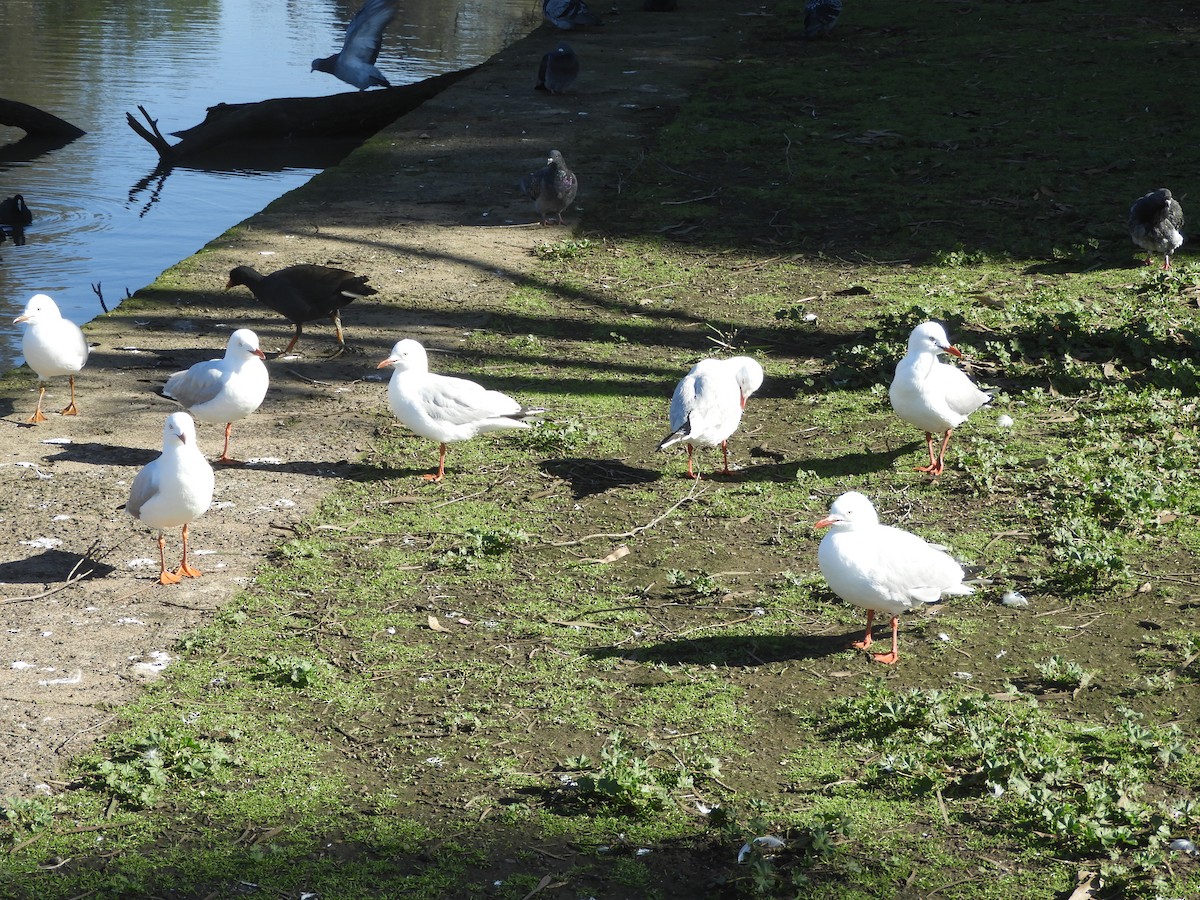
(0, 2, 736, 798)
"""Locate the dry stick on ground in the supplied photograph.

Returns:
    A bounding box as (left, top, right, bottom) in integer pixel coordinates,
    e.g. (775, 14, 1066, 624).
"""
(545, 481, 704, 548)
(1, 538, 104, 604)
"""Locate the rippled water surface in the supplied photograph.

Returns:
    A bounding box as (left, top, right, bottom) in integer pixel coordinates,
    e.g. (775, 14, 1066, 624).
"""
(0, 0, 539, 370)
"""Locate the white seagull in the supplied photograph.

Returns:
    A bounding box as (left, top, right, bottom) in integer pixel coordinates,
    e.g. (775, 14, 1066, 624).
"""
(311, 0, 398, 90)
(657, 356, 764, 478)
(126, 412, 216, 585)
(889, 321, 990, 476)
(162, 328, 269, 465)
(815, 491, 974, 664)
(13, 293, 89, 424)
(377, 339, 543, 482)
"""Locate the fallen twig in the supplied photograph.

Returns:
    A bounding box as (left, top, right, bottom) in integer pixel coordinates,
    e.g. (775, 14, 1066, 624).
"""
(545, 481, 703, 547)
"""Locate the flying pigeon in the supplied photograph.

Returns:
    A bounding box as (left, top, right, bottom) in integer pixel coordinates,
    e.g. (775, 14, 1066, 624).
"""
(519, 150, 578, 225)
(1129, 188, 1184, 269)
(543, 0, 603, 30)
(312, 0, 398, 90)
(803, 0, 841, 38)
(536, 42, 579, 94)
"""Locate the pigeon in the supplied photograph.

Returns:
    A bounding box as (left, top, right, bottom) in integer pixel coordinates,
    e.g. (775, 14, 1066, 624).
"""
(803, 0, 841, 37)
(536, 42, 579, 94)
(226, 264, 376, 356)
(1129, 188, 1184, 269)
(543, 0, 603, 29)
(377, 339, 544, 482)
(311, 0, 398, 90)
(162, 329, 269, 465)
(520, 150, 578, 225)
(889, 322, 991, 476)
(126, 412, 216, 586)
(13, 293, 89, 423)
(657, 356, 764, 478)
(0, 194, 31, 245)
(815, 491, 974, 664)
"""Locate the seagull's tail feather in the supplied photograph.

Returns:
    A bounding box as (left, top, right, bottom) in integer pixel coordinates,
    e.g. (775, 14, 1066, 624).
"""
(656, 417, 692, 452)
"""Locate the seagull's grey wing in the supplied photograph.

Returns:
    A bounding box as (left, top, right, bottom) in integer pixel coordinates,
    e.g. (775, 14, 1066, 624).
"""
(421, 375, 521, 426)
(163, 361, 228, 410)
(343, 0, 398, 67)
(126, 459, 161, 520)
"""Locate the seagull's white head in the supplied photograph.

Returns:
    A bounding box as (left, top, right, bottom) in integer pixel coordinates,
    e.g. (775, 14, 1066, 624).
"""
(227, 328, 266, 360)
(814, 491, 881, 530)
(729, 357, 764, 407)
(13, 293, 62, 326)
(377, 339, 430, 373)
(907, 321, 962, 359)
(164, 411, 198, 448)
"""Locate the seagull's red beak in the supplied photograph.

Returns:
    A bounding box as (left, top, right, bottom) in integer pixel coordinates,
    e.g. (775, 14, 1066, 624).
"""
(943, 344, 963, 358)
(377, 357, 395, 369)
(253, 349, 266, 360)
(814, 516, 836, 528)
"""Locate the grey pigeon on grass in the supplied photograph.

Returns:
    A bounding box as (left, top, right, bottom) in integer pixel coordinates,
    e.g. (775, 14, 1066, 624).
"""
(520, 150, 578, 225)
(311, 0, 397, 90)
(543, 0, 603, 30)
(804, 0, 841, 37)
(1128, 188, 1184, 269)
(536, 42, 579, 94)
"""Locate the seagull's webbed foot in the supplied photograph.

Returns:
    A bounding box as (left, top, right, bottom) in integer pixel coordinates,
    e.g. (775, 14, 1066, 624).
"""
(176, 563, 203, 579)
(158, 570, 183, 585)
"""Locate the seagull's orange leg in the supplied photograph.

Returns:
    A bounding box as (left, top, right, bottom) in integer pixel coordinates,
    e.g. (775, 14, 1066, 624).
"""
(685, 443, 699, 480)
(28, 385, 48, 424)
(176, 523, 202, 579)
(914, 431, 939, 473)
(215, 422, 243, 465)
(423, 443, 448, 482)
(870, 616, 900, 665)
(157, 534, 182, 585)
(60, 375, 79, 416)
(719, 440, 733, 475)
(851, 609, 876, 650)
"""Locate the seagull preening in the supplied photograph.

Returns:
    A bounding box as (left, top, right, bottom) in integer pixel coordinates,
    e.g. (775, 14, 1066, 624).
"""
(657, 356, 764, 479)
(162, 329, 269, 465)
(1128, 188, 1184, 269)
(311, 0, 398, 90)
(226, 264, 377, 356)
(542, 0, 603, 30)
(377, 339, 543, 483)
(803, 0, 842, 38)
(815, 491, 974, 664)
(889, 321, 990, 476)
(536, 42, 579, 94)
(13, 293, 89, 424)
(520, 149, 578, 226)
(126, 412, 216, 586)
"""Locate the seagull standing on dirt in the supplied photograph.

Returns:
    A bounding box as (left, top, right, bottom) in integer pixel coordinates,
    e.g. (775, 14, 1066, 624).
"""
(520, 150, 578, 225)
(889, 321, 990, 476)
(126, 412, 216, 586)
(162, 329, 269, 465)
(543, 0, 603, 29)
(13, 293, 89, 424)
(815, 491, 974, 665)
(803, 0, 842, 37)
(1128, 188, 1184, 269)
(226, 264, 377, 356)
(536, 42, 579, 94)
(657, 356, 764, 479)
(378, 339, 544, 483)
(311, 0, 398, 90)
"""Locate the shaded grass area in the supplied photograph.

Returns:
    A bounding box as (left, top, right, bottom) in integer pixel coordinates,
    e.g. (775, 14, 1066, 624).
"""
(4, 1, 1200, 898)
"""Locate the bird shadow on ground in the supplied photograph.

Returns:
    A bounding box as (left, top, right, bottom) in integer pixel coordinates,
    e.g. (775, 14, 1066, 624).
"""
(42, 442, 157, 468)
(585, 632, 850, 667)
(540, 458, 661, 499)
(0, 548, 116, 586)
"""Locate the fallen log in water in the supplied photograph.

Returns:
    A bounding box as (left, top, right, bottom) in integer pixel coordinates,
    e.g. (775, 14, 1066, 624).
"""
(0, 98, 87, 139)
(126, 67, 477, 163)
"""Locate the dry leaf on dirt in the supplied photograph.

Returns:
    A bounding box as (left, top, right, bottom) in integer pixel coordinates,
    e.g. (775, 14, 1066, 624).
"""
(427, 616, 452, 633)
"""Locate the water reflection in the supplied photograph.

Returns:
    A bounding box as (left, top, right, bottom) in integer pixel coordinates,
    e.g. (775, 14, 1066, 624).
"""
(0, 0, 539, 370)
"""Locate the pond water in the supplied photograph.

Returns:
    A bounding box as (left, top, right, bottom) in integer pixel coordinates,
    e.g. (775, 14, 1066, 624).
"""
(0, 0, 540, 371)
